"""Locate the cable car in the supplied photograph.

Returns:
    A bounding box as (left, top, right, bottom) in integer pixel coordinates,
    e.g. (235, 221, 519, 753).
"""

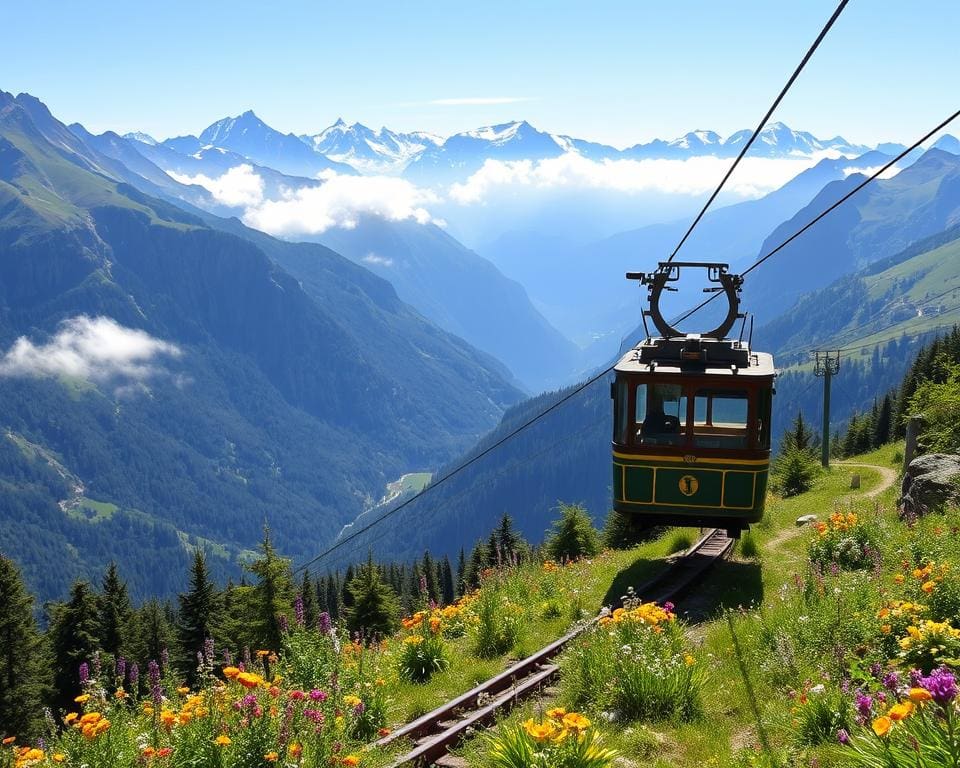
(611, 262, 775, 535)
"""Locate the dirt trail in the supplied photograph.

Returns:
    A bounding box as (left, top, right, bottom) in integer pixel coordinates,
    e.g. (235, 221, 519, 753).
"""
(835, 461, 899, 499)
(763, 461, 899, 552)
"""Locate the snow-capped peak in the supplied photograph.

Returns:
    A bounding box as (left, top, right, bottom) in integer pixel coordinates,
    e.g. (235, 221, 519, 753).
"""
(122, 131, 158, 145)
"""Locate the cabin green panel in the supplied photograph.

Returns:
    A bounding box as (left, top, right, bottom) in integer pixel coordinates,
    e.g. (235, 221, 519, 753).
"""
(723, 471, 756, 509)
(624, 465, 654, 503)
(655, 467, 723, 506)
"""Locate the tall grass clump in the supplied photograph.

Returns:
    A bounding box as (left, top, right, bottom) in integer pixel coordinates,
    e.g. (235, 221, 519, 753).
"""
(562, 593, 703, 722)
(471, 582, 524, 658)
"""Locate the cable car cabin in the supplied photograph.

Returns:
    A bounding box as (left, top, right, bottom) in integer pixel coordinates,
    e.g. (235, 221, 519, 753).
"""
(611, 335, 775, 534)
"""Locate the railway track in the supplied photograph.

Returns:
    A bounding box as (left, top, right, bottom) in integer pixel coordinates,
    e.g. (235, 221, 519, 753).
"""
(374, 528, 734, 767)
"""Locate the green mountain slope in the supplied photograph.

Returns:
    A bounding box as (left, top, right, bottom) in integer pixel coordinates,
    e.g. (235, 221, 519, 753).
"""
(0, 90, 522, 602)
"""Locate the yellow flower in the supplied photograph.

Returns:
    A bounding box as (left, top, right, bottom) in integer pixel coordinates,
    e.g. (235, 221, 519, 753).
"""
(256, 649, 270, 658)
(74, 694, 90, 704)
(546, 707, 567, 720)
(910, 688, 933, 702)
(52, 754, 65, 763)
(522, 719, 557, 742)
(894, 574, 905, 584)
(222, 666, 240, 680)
(177, 686, 190, 695)
(214, 735, 232, 746)
(872, 716, 892, 737)
(684, 654, 696, 666)
(288, 743, 303, 758)
(922, 581, 936, 594)
(562, 712, 591, 732)
(264, 752, 279, 762)
(343, 695, 362, 707)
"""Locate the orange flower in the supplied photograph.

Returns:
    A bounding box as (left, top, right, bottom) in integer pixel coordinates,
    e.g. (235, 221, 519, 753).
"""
(377, 728, 391, 737)
(142, 747, 157, 758)
(157, 748, 173, 758)
(288, 743, 303, 758)
(1, 737, 14, 746)
(546, 707, 567, 720)
(342, 756, 361, 767)
(264, 752, 279, 762)
(872, 716, 892, 737)
(222, 666, 240, 680)
(909, 687, 933, 702)
(889, 701, 914, 721)
(562, 712, 591, 732)
(894, 574, 905, 585)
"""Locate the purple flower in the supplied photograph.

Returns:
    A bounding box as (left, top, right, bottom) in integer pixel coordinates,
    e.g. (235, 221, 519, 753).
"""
(304, 709, 325, 724)
(419, 574, 428, 595)
(309, 689, 328, 702)
(910, 669, 924, 686)
(855, 693, 873, 718)
(353, 702, 365, 716)
(294, 595, 305, 627)
(204, 637, 215, 665)
(883, 671, 901, 691)
(92, 652, 101, 680)
(837, 728, 851, 745)
(664, 602, 675, 613)
(78, 662, 89, 684)
(278, 613, 289, 633)
(870, 662, 883, 679)
(148, 660, 162, 704)
(116, 656, 126, 682)
(920, 668, 958, 706)
(129, 662, 139, 688)
(243, 647, 252, 668)
(222, 650, 233, 666)
(318, 612, 332, 634)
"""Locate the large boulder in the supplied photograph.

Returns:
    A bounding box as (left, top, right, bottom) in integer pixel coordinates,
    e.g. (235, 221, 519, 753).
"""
(900, 453, 960, 517)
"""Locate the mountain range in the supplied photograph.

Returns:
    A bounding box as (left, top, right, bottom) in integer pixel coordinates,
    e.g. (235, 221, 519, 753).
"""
(0, 89, 524, 601)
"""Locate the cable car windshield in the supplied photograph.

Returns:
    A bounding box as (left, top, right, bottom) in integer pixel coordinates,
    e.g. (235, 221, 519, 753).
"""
(693, 388, 748, 449)
(635, 382, 688, 446)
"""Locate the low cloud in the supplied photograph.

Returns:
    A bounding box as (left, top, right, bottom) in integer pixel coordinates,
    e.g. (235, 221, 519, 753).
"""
(167, 164, 265, 207)
(0, 316, 181, 386)
(449, 153, 833, 204)
(362, 252, 394, 267)
(242, 172, 442, 236)
(842, 163, 903, 180)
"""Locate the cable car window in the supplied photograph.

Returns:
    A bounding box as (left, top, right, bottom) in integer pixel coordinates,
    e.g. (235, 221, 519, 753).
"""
(757, 386, 772, 450)
(693, 389, 749, 449)
(638, 382, 687, 446)
(613, 379, 629, 444)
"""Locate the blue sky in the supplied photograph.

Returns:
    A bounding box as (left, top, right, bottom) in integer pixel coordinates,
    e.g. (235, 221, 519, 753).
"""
(5, 1, 957, 146)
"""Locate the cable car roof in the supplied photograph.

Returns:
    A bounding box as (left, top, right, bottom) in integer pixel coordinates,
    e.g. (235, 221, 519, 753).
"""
(615, 335, 775, 378)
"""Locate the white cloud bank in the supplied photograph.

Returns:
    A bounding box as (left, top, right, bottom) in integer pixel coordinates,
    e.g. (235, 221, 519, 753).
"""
(0, 316, 181, 385)
(168, 151, 853, 238)
(241, 172, 442, 236)
(168, 164, 265, 207)
(449, 153, 836, 204)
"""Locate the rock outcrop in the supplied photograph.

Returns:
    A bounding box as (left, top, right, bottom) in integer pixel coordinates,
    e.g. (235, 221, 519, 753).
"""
(900, 453, 960, 516)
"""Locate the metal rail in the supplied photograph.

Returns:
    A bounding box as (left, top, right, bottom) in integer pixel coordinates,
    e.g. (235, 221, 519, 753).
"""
(376, 528, 733, 767)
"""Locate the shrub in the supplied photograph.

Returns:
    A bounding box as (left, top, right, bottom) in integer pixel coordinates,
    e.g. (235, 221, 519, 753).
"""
(809, 512, 880, 571)
(666, 529, 693, 554)
(772, 446, 820, 497)
(546, 503, 602, 561)
(485, 711, 617, 768)
(794, 685, 852, 746)
(397, 631, 448, 684)
(471, 586, 523, 659)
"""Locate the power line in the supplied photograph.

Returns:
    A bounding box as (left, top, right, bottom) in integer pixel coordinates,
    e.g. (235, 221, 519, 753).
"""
(666, 0, 850, 263)
(671, 107, 960, 327)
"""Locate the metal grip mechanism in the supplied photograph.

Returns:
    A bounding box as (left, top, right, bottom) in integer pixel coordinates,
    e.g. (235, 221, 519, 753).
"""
(626, 261, 744, 340)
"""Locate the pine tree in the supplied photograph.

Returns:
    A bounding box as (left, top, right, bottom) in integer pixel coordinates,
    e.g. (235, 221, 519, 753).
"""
(465, 540, 490, 590)
(546, 503, 601, 561)
(300, 571, 317, 629)
(495, 514, 525, 563)
(98, 562, 132, 662)
(873, 394, 893, 447)
(133, 600, 175, 674)
(326, 575, 341, 620)
(0, 556, 47, 739)
(247, 527, 295, 651)
(341, 565, 356, 610)
(177, 550, 220, 680)
(440, 556, 455, 605)
(49, 580, 101, 711)
(421, 551, 439, 604)
(346, 554, 400, 639)
(456, 548, 467, 597)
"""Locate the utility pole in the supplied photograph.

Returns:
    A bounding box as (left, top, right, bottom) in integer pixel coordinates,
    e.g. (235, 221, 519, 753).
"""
(813, 350, 841, 468)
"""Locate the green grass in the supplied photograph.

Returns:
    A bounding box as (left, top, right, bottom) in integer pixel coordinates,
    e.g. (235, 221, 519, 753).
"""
(397, 472, 432, 494)
(64, 496, 119, 523)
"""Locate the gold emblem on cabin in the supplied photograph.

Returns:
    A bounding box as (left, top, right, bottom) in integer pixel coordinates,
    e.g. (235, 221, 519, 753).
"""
(678, 475, 699, 496)
(683, 454, 697, 464)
